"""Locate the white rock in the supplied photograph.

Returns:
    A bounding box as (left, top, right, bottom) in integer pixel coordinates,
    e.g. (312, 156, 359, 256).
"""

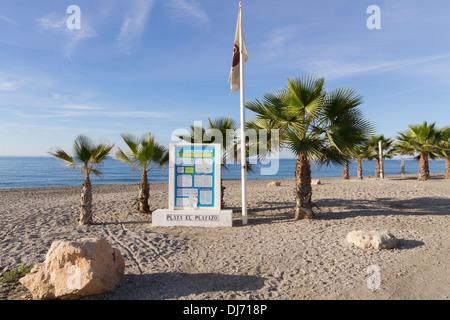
(346, 230, 398, 250)
(20, 237, 125, 300)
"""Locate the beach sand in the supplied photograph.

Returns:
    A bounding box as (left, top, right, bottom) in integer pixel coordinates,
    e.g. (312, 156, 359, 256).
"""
(0, 174, 449, 300)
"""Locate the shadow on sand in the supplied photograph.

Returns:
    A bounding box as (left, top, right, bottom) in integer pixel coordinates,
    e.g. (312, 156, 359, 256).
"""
(227, 195, 449, 226)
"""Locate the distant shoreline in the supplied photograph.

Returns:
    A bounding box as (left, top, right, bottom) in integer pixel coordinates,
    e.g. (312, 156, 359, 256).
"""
(0, 173, 446, 192)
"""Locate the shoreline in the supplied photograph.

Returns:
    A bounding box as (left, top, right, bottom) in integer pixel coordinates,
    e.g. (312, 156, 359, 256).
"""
(1, 175, 449, 300)
(0, 172, 446, 192)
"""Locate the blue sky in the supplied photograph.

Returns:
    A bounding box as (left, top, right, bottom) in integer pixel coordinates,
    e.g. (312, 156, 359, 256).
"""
(0, 0, 449, 156)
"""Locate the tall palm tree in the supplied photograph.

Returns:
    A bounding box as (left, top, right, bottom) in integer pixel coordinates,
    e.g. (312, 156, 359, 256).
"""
(49, 135, 114, 225)
(395, 121, 441, 181)
(246, 76, 374, 219)
(353, 140, 377, 179)
(368, 135, 395, 178)
(115, 133, 169, 213)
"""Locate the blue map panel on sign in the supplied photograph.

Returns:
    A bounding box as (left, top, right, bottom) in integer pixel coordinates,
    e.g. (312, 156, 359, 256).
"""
(174, 146, 215, 208)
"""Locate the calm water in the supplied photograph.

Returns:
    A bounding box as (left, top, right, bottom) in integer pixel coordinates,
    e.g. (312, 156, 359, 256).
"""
(0, 157, 446, 189)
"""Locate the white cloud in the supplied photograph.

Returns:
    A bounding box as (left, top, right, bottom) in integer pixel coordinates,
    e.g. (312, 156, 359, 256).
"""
(13, 107, 168, 119)
(36, 13, 66, 32)
(0, 122, 119, 134)
(260, 26, 301, 61)
(36, 13, 97, 57)
(0, 14, 19, 26)
(0, 71, 52, 92)
(164, 0, 209, 26)
(61, 104, 106, 111)
(307, 53, 450, 80)
(118, 0, 155, 54)
(51, 91, 98, 102)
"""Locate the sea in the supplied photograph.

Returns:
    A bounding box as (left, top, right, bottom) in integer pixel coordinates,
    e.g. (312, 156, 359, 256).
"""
(0, 157, 446, 189)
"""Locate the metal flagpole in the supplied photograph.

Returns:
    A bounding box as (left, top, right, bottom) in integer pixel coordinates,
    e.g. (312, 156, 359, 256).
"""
(239, 1, 248, 225)
(379, 140, 384, 179)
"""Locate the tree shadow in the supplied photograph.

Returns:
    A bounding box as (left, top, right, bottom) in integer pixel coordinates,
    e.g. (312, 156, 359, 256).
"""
(91, 272, 266, 300)
(314, 197, 449, 221)
(227, 196, 449, 225)
(387, 174, 445, 181)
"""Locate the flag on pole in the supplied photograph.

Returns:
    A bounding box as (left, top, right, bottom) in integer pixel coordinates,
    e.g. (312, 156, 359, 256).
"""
(228, 4, 248, 93)
(229, 2, 248, 225)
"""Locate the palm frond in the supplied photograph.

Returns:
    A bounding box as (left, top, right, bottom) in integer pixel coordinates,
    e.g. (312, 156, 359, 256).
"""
(115, 148, 136, 175)
(118, 132, 168, 173)
(48, 147, 76, 168)
(120, 133, 140, 155)
(395, 121, 442, 158)
(73, 135, 95, 164)
(92, 143, 115, 163)
(50, 135, 111, 179)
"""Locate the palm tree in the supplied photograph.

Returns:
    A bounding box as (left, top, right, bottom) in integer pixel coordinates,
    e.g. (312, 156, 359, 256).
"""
(246, 76, 374, 219)
(207, 117, 239, 208)
(49, 135, 114, 225)
(115, 133, 169, 213)
(176, 116, 250, 208)
(368, 135, 395, 178)
(342, 160, 351, 179)
(438, 126, 450, 179)
(395, 121, 441, 181)
(353, 140, 377, 179)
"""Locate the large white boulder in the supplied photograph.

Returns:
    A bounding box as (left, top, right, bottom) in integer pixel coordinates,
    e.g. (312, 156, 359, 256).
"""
(20, 237, 125, 300)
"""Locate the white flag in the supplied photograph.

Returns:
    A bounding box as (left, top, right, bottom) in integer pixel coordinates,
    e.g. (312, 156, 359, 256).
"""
(228, 5, 248, 92)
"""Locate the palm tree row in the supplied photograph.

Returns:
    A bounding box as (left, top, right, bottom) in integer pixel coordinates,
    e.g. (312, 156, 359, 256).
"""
(49, 76, 448, 225)
(339, 122, 450, 181)
(50, 133, 168, 225)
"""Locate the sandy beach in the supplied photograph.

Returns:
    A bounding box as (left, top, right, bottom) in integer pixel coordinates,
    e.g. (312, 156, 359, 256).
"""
(0, 174, 449, 300)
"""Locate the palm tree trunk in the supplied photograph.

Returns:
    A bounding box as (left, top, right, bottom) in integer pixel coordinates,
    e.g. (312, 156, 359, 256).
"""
(78, 177, 93, 225)
(375, 158, 380, 178)
(357, 160, 363, 180)
(221, 181, 225, 209)
(138, 172, 150, 213)
(446, 157, 450, 179)
(294, 153, 313, 220)
(342, 161, 349, 179)
(418, 152, 430, 181)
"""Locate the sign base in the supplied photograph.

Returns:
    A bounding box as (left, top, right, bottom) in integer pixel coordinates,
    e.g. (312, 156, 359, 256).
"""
(152, 209, 233, 227)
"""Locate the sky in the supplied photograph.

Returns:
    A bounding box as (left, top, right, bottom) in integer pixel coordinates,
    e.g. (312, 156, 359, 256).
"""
(0, 0, 449, 157)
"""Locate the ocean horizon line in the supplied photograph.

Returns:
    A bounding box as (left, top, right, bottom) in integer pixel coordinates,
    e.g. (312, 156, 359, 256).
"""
(0, 157, 445, 190)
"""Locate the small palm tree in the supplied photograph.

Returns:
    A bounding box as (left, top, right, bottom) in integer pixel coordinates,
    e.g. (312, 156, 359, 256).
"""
(246, 76, 374, 219)
(49, 135, 114, 225)
(353, 140, 377, 179)
(395, 121, 442, 181)
(368, 135, 395, 178)
(115, 133, 169, 213)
